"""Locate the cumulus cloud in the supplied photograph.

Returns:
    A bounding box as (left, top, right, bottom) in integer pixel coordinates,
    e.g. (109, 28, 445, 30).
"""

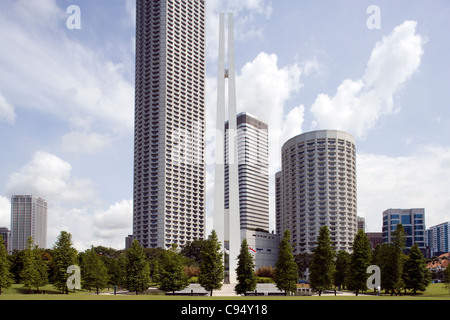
(236, 52, 304, 174)
(94, 199, 133, 240)
(310, 20, 425, 139)
(5, 151, 97, 204)
(358, 146, 450, 231)
(0, 92, 16, 124)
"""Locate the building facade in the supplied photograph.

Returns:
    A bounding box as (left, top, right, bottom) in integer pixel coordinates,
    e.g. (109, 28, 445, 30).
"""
(10, 195, 47, 251)
(382, 208, 426, 254)
(241, 229, 280, 270)
(426, 221, 450, 256)
(225, 112, 269, 231)
(133, 0, 206, 249)
(0, 227, 11, 253)
(278, 130, 357, 254)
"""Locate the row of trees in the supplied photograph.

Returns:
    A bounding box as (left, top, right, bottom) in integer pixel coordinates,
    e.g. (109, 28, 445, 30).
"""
(307, 224, 441, 295)
(0, 227, 298, 296)
(1, 224, 448, 296)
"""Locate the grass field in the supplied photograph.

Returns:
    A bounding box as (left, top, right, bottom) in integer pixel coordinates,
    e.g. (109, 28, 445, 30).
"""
(0, 283, 449, 300)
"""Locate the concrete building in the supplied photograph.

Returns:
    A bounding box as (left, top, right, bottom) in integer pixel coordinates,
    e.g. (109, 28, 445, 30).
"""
(382, 208, 426, 254)
(241, 229, 280, 270)
(426, 221, 450, 257)
(133, 0, 206, 249)
(367, 232, 383, 250)
(278, 130, 358, 254)
(10, 195, 47, 251)
(225, 112, 269, 231)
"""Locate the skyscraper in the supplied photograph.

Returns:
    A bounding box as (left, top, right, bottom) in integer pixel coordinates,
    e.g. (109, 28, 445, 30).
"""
(10, 195, 47, 251)
(225, 112, 269, 231)
(278, 130, 357, 254)
(133, 0, 206, 249)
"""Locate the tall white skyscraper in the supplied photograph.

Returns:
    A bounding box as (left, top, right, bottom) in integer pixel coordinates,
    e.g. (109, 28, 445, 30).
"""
(11, 195, 47, 251)
(225, 112, 269, 231)
(278, 130, 358, 254)
(133, 0, 206, 249)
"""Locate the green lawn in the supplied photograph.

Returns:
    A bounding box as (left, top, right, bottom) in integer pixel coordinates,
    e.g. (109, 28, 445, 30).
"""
(0, 283, 448, 300)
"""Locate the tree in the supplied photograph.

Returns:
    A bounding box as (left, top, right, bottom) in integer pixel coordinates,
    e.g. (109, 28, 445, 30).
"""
(347, 229, 372, 295)
(0, 235, 13, 295)
(334, 250, 350, 290)
(235, 239, 257, 295)
(180, 239, 207, 266)
(309, 226, 335, 296)
(81, 246, 110, 294)
(125, 239, 150, 294)
(403, 244, 431, 294)
(294, 252, 312, 280)
(444, 262, 450, 294)
(373, 225, 406, 295)
(20, 237, 48, 293)
(275, 230, 298, 295)
(199, 230, 224, 296)
(157, 244, 189, 294)
(52, 231, 78, 293)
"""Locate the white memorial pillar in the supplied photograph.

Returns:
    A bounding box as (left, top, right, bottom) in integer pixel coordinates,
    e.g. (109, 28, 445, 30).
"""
(213, 13, 240, 284)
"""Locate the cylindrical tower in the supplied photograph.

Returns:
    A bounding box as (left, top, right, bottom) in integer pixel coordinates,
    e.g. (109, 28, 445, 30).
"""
(279, 130, 357, 253)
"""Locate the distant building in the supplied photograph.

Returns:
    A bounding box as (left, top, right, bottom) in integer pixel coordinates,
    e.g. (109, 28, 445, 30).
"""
(357, 216, 365, 231)
(125, 234, 134, 250)
(11, 195, 47, 251)
(426, 221, 450, 257)
(382, 208, 426, 254)
(366, 232, 383, 250)
(0, 227, 11, 253)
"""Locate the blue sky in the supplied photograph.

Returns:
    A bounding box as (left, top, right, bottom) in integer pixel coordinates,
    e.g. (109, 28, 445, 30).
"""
(0, 0, 449, 250)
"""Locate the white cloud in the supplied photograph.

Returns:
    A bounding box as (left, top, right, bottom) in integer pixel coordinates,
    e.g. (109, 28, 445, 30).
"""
(61, 131, 114, 154)
(0, 92, 16, 124)
(5, 151, 97, 204)
(236, 52, 304, 175)
(358, 146, 450, 232)
(0, 196, 11, 229)
(310, 20, 425, 139)
(93, 199, 133, 241)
